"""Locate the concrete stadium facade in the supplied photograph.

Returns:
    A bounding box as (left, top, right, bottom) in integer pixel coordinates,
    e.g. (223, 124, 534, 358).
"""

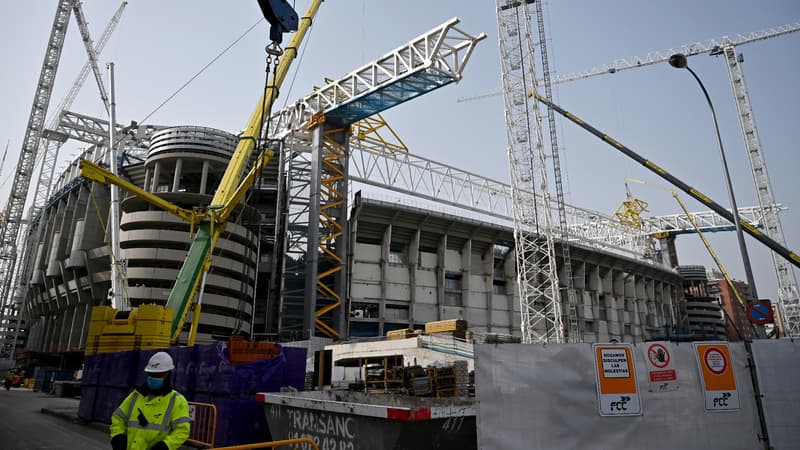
(347, 195, 683, 342)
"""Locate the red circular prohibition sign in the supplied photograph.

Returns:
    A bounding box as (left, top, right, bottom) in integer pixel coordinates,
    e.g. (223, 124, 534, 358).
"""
(647, 343, 670, 369)
(704, 348, 727, 375)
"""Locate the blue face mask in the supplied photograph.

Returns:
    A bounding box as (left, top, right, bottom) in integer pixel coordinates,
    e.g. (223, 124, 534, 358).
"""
(146, 376, 165, 390)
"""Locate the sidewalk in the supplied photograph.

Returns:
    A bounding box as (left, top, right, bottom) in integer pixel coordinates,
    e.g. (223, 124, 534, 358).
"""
(36, 389, 110, 432)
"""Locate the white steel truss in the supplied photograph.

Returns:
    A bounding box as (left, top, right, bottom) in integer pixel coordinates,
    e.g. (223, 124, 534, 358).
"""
(641, 205, 779, 236)
(460, 22, 800, 101)
(555, 22, 800, 84)
(270, 17, 485, 138)
(50, 113, 769, 267)
(348, 143, 655, 260)
(496, 0, 562, 344)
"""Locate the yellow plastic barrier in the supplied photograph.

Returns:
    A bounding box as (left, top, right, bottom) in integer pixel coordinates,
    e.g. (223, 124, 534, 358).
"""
(187, 401, 217, 448)
(211, 438, 319, 450)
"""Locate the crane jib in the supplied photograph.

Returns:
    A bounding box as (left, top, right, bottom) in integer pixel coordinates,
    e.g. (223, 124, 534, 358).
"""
(533, 93, 800, 270)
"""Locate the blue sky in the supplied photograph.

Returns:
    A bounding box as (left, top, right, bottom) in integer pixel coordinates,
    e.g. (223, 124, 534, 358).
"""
(1, 1, 798, 304)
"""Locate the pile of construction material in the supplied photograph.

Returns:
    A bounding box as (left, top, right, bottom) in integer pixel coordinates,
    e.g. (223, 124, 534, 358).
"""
(385, 319, 471, 341)
(401, 364, 461, 398)
(85, 305, 172, 355)
(386, 328, 423, 340)
(227, 335, 281, 364)
(425, 319, 468, 340)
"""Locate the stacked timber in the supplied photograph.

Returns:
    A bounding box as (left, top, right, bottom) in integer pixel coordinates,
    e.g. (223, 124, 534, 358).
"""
(386, 328, 422, 340)
(425, 319, 468, 339)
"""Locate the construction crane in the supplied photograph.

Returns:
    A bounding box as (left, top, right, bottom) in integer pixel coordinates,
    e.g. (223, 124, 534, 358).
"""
(460, 22, 800, 336)
(459, 22, 800, 101)
(496, 0, 563, 344)
(0, 0, 73, 351)
(0, 2, 127, 357)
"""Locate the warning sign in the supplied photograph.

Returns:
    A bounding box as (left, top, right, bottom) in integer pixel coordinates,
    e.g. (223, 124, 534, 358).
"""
(647, 343, 670, 368)
(601, 349, 631, 378)
(643, 342, 678, 392)
(593, 343, 641, 416)
(694, 342, 739, 411)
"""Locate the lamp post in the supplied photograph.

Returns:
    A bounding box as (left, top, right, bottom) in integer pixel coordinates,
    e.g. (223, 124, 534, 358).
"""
(668, 53, 759, 301)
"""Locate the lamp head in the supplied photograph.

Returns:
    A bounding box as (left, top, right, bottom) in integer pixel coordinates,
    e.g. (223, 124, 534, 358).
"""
(668, 53, 688, 69)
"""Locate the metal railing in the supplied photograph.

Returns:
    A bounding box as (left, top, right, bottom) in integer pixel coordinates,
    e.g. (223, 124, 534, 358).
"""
(211, 438, 319, 450)
(187, 401, 217, 448)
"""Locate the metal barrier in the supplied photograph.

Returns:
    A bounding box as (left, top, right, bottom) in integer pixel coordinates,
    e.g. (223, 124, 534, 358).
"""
(187, 401, 217, 448)
(211, 438, 319, 450)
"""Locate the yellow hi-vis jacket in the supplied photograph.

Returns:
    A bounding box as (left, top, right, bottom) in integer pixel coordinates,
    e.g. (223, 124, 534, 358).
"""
(110, 387, 191, 450)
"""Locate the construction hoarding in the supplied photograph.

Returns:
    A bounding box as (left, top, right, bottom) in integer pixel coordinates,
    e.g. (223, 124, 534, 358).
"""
(751, 339, 800, 449)
(474, 342, 763, 449)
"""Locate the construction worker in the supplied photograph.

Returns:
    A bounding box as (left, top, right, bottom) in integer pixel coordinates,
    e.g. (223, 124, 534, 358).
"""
(110, 351, 190, 450)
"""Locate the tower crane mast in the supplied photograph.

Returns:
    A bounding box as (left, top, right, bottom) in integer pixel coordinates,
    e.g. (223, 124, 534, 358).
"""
(0, 1, 127, 356)
(32, 1, 124, 218)
(533, 1, 580, 342)
(723, 45, 800, 337)
(0, 0, 73, 343)
(496, 0, 563, 344)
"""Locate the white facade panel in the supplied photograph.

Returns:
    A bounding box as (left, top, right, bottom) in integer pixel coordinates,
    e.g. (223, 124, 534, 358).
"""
(385, 266, 410, 284)
(355, 242, 381, 262)
(420, 251, 437, 269)
(465, 308, 488, 327)
(352, 262, 380, 281)
(444, 249, 461, 270)
(491, 310, 511, 327)
(469, 274, 487, 292)
(466, 292, 488, 309)
(415, 269, 437, 287)
(491, 295, 512, 311)
(413, 303, 438, 322)
(415, 286, 437, 304)
(386, 284, 410, 301)
(350, 283, 380, 299)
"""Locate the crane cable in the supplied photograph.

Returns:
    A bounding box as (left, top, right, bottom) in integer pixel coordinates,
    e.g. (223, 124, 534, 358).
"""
(138, 17, 265, 125)
(231, 49, 281, 334)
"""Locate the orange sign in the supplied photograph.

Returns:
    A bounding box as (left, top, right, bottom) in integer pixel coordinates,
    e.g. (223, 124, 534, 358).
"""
(694, 342, 739, 411)
(593, 343, 641, 416)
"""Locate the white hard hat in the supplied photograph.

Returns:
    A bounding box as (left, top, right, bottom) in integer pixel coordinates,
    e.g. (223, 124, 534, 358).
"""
(145, 351, 175, 373)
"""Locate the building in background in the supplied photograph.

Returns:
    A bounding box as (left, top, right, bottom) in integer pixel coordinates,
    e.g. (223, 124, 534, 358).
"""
(676, 265, 727, 340)
(706, 268, 765, 340)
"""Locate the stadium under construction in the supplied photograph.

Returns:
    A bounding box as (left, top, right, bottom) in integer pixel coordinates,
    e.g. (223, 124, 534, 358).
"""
(0, 0, 796, 373)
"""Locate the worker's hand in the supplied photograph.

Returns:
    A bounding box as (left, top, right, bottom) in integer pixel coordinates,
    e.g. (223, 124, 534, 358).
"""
(110, 434, 127, 450)
(151, 441, 168, 450)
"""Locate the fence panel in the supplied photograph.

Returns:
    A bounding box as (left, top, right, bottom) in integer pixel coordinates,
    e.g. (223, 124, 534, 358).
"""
(188, 401, 217, 448)
(751, 339, 800, 449)
(474, 342, 762, 450)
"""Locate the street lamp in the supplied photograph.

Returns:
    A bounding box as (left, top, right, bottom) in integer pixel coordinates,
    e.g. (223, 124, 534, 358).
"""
(668, 53, 759, 301)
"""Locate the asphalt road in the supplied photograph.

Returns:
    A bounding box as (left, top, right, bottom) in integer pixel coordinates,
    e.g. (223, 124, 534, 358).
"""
(0, 388, 110, 450)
